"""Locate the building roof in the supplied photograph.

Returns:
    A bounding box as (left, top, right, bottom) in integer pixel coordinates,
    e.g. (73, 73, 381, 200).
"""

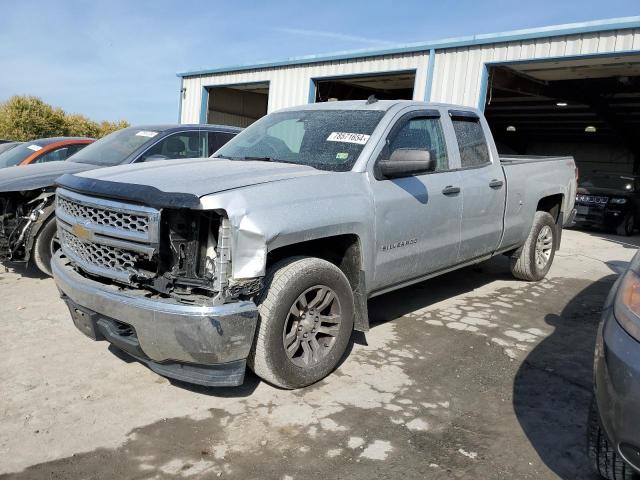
(177, 16, 640, 78)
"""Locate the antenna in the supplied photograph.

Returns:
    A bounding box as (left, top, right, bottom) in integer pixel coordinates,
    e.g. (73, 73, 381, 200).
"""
(366, 95, 378, 104)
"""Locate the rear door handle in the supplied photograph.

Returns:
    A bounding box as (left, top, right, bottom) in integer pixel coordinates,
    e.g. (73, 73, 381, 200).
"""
(489, 179, 504, 189)
(442, 185, 461, 195)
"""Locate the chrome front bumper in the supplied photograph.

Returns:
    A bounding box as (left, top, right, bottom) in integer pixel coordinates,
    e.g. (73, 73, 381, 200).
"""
(52, 252, 259, 385)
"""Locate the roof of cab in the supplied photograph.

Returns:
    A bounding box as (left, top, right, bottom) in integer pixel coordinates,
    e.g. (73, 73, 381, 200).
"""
(128, 124, 243, 134)
(28, 137, 94, 146)
(276, 99, 480, 114)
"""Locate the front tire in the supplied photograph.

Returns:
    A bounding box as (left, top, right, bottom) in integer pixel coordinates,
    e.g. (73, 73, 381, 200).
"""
(248, 256, 355, 389)
(510, 211, 557, 281)
(588, 398, 635, 480)
(32, 216, 58, 277)
(616, 214, 634, 237)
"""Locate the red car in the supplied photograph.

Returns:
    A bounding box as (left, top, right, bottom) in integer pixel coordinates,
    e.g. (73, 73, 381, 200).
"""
(0, 137, 94, 169)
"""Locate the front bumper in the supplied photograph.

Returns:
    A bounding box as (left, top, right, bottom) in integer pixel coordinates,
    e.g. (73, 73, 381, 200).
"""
(573, 203, 626, 228)
(52, 251, 259, 387)
(594, 302, 640, 472)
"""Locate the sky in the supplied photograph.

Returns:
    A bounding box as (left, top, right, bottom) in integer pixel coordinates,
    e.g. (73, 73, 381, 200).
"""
(1, 0, 639, 125)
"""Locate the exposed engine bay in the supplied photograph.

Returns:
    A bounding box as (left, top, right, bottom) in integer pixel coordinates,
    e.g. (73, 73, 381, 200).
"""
(0, 190, 55, 263)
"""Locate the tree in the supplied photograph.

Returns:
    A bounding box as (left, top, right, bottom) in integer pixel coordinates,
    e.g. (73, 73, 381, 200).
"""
(0, 95, 130, 141)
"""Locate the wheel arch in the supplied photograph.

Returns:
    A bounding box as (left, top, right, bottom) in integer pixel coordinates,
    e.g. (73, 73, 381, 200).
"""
(267, 233, 370, 331)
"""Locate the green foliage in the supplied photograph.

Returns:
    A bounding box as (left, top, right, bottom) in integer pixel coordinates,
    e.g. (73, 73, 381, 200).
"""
(0, 95, 130, 141)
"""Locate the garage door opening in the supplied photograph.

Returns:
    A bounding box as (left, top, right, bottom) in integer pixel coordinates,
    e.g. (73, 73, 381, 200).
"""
(483, 54, 640, 176)
(313, 71, 415, 102)
(206, 82, 269, 127)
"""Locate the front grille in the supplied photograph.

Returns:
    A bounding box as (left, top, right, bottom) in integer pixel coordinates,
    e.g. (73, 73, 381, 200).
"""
(576, 194, 609, 205)
(56, 188, 160, 284)
(57, 195, 149, 234)
(59, 229, 142, 275)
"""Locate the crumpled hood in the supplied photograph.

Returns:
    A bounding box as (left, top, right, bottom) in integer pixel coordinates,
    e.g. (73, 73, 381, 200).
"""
(72, 157, 327, 198)
(0, 161, 98, 192)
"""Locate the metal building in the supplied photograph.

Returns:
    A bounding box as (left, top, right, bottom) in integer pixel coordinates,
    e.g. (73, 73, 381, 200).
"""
(178, 16, 640, 173)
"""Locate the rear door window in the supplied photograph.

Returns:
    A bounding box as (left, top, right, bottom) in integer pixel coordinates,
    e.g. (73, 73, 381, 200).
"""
(208, 132, 237, 156)
(35, 146, 71, 163)
(451, 115, 491, 168)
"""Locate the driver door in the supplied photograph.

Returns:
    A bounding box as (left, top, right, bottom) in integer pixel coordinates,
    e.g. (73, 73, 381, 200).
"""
(370, 110, 462, 291)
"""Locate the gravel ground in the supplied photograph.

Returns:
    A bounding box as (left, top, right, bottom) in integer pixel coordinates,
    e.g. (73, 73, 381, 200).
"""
(0, 228, 637, 480)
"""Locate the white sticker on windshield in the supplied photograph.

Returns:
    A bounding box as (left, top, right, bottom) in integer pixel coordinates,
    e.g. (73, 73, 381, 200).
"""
(135, 130, 158, 138)
(327, 132, 370, 145)
(27, 144, 42, 151)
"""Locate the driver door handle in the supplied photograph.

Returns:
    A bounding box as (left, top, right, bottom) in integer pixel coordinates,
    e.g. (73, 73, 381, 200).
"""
(442, 185, 461, 196)
(489, 179, 504, 189)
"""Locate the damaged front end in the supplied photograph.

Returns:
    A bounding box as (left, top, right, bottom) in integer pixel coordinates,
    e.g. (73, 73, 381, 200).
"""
(0, 190, 54, 263)
(55, 187, 261, 305)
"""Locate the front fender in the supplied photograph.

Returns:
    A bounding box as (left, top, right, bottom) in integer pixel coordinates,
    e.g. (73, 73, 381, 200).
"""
(199, 173, 375, 281)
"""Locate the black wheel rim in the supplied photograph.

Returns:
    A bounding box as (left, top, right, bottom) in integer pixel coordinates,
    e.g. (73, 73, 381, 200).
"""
(282, 285, 342, 368)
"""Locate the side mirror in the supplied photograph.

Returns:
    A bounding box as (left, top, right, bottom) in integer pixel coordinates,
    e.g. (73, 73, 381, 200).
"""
(378, 149, 434, 179)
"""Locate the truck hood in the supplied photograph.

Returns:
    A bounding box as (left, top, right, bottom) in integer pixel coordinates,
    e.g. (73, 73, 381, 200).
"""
(0, 161, 98, 192)
(72, 158, 327, 198)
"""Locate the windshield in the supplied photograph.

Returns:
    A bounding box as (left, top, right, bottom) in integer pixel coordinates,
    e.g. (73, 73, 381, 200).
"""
(214, 109, 386, 172)
(580, 175, 636, 192)
(68, 127, 161, 166)
(0, 142, 20, 156)
(0, 143, 40, 168)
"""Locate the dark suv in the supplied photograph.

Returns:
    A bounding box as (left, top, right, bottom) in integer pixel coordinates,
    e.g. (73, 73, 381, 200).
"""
(574, 173, 640, 236)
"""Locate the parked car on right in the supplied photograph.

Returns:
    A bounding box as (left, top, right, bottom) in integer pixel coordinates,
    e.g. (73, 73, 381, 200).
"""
(589, 249, 640, 479)
(574, 173, 640, 236)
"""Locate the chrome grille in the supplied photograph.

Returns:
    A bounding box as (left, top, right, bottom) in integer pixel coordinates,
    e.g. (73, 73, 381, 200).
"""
(576, 194, 609, 204)
(56, 188, 160, 284)
(57, 195, 149, 234)
(59, 228, 141, 275)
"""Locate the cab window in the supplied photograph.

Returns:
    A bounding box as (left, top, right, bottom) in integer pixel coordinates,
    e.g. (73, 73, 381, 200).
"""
(382, 115, 449, 171)
(451, 116, 490, 168)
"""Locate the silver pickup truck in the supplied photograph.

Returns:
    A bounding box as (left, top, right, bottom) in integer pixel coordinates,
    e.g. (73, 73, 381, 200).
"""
(52, 100, 577, 389)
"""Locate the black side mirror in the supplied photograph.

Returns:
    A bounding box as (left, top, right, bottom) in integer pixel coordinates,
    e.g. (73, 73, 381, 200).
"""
(378, 149, 434, 179)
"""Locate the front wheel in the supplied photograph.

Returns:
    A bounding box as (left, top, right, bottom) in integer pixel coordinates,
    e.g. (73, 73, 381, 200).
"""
(587, 398, 635, 480)
(616, 214, 635, 237)
(248, 256, 355, 389)
(510, 211, 557, 281)
(32, 216, 59, 277)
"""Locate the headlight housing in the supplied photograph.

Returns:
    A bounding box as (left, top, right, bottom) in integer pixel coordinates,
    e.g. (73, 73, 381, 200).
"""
(614, 270, 640, 342)
(610, 198, 627, 204)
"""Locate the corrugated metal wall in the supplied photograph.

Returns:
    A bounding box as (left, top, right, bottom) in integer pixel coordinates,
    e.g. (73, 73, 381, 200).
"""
(430, 28, 640, 107)
(180, 52, 429, 123)
(180, 27, 640, 123)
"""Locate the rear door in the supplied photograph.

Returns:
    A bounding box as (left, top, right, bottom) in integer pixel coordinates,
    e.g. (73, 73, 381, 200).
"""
(370, 109, 462, 290)
(449, 110, 505, 261)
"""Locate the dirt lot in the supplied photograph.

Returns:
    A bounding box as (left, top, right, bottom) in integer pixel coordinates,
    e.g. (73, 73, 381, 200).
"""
(0, 229, 637, 479)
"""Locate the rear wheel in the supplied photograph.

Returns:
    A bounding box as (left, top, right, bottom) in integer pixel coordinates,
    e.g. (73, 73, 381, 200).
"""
(510, 211, 556, 281)
(32, 216, 58, 277)
(248, 256, 354, 389)
(588, 398, 636, 480)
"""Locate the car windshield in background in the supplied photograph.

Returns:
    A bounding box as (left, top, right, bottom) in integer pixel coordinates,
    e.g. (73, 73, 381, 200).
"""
(0, 143, 38, 168)
(68, 128, 161, 166)
(214, 110, 386, 172)
(580, 175, 636, 192)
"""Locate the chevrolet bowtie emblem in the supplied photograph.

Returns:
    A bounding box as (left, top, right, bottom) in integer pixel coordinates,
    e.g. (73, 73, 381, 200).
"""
(71, 223, 92, 241)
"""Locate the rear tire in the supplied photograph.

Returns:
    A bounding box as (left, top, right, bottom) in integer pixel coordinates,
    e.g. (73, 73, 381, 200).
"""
(510, 211, 556, 281)
(588, 397, 635, 480)
(248, 256, 354, 389)
(616, 214, 634, 237)
(32, 216, 58, 277)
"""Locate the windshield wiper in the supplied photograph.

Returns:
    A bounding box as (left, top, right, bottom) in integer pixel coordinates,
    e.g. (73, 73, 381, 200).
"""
(239, 156, 277, 162)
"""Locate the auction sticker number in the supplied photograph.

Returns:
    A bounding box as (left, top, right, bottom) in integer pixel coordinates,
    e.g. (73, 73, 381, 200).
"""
(327, 132, 370, 145)
(27, 144, 43, 151)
